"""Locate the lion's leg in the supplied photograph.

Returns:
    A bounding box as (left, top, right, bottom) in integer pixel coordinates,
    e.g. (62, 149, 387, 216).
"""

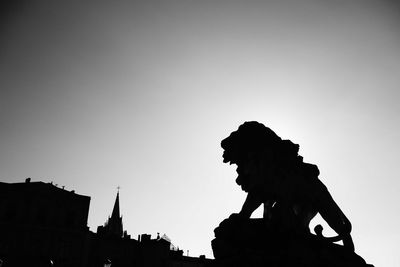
(317, 190, 355, 251)
(239, 191, 263, 218)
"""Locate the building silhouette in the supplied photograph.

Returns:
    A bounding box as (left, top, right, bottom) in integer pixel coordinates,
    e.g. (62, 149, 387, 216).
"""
(0, 179, 213, 267)
(89, 191, 138, 267)
(97, 191, 125, 239)
(0, 178, 90, 266)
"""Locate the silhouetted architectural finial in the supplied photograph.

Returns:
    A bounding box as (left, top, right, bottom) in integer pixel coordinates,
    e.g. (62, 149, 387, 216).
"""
(111, 191, 121, 219)
(98, 191, 124, 238)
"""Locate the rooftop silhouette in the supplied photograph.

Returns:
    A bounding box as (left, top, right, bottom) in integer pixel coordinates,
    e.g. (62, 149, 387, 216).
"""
(97, 190, 124, 239)
(0, 179, 212, 267)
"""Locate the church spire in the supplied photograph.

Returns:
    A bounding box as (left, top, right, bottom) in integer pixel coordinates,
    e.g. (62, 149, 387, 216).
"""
(97, 188, 124, 238)
(111, 189, 120, 219)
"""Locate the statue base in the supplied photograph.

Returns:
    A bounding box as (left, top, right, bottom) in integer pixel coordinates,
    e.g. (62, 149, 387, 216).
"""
(212, 217, 374, 267)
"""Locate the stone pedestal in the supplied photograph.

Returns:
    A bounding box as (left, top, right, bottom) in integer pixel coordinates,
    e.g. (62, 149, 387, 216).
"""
(212, 217, 373, 267)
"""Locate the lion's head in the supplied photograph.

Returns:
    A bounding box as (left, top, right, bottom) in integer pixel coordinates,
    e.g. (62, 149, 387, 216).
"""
(221, 121, 317, 192)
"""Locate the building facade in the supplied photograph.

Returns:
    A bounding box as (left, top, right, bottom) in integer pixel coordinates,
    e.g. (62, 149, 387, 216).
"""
(0, 178, 90, 266)
(0, 179, 213, 267)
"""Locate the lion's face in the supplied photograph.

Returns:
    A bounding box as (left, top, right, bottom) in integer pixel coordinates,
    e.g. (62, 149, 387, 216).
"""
(235, 154, 272, 192)
(236, 150, 275, 192)
(235, 164, 253, 192)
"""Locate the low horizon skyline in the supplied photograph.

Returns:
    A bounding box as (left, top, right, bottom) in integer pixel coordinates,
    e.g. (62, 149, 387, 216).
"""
(3, 175, 215, 256)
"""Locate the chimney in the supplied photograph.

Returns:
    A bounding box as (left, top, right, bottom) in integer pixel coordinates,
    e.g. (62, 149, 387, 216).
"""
(25, 178, 31, 183)
(141, 234, 151, 242)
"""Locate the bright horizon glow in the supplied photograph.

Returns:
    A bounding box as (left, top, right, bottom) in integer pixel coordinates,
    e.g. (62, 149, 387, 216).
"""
(1, 1, 399, 265)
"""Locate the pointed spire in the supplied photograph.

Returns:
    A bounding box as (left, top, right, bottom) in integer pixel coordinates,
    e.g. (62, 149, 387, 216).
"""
(111, 190, 120, 219)
(98, 188, 124, 238)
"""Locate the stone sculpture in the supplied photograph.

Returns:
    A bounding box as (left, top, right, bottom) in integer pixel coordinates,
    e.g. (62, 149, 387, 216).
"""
(212, 121, 373, 267)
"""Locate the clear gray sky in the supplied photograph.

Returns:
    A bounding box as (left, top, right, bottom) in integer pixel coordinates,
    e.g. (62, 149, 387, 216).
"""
(1, 1, 399, 265)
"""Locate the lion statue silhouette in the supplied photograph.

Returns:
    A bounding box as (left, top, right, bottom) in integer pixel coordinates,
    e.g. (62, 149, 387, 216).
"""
(212, 121, 372, 267)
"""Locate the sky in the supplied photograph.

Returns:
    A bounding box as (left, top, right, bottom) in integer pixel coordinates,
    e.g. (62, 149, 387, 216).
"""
(1, 0, 399, 265)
